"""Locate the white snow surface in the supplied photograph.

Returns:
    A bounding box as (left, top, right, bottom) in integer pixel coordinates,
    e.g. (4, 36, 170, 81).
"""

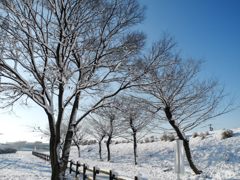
(0, 151, 51, 180)
(0, 128, 240, 179)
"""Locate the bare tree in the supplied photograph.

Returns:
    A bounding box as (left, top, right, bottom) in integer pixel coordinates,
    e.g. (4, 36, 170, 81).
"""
(92, 100, 123, 161)
(0, 0, 147, 178)
(72, 124, 86, 158)
(119, 96, 154, 165)
(140, 41, 231, 174)
(88, 117, 106, 160)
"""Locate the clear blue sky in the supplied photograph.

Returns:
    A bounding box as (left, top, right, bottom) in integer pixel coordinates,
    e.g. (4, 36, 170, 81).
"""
(139, 0, 240, 130)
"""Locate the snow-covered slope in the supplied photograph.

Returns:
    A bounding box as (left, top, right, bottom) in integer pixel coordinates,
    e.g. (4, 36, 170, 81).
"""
(69, 128, 240, 180)
(0, 128, 240, 179)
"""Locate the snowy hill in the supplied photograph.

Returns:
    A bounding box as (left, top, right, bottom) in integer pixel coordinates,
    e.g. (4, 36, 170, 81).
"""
(69, 128, 240, 180)
(0, 128, 240, 179)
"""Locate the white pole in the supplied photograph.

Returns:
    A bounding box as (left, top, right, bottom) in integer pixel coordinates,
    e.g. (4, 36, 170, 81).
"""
(175, 139, 184, 180)
(177, 140, 180, 180)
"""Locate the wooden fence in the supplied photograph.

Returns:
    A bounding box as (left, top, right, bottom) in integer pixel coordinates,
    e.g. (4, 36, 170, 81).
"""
(32, 151, 50, 161)
(69, 160, 138, 180)
(32, 151, 138, 180)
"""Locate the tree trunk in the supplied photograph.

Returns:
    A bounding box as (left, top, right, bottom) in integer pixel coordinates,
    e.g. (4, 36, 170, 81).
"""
(49, 136, 61, 180)
(98, 141, 102, 160)
(60, 93, 81, 176)
(106, 136, 112, 161)
(48, 122, 74, 180)
(133, 132, 138, 165)
(46, 112, 62, 180)
(48, 131, 74, 179)
(164, 106, 202, 174)
(60, 125, 74, 176)
(183, 139, 202, 174)
(77, 145, 81, 157)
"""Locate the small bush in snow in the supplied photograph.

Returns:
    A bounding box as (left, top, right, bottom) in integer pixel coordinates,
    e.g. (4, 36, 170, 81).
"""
(193, 131, 209, 140)
(150, 136, 155, 142)
(87, 140, 96, 145)
(121, 140, 127, 143)
(160, 133, 175, 142)
(168, 134, 175, 142)
(192, 132, 199, 138)
(144, 137, 150, 143)
(199, 132, 206, 140)
(160, 134, 168, 141)
(221, 129, 233, 139)
(81, 140, 88, 146)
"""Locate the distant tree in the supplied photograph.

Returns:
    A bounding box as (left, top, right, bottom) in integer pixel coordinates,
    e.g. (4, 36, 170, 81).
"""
(119, 96, 154, 165)
(71, 124, 86, 158)
(92, 100, 123, 161)
(88, 116, 106, 160)
(140, 40, 231, 174)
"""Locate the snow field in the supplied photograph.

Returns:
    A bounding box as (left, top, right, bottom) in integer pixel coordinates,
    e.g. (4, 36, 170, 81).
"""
(0, 151, 51, 180)
(0, 128, 240, 179)
(69, 128, 240, 180)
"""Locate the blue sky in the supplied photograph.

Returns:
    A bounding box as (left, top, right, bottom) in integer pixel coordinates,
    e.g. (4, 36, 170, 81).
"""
(0, 0, 239, 142)
(139, 0, 240, 130)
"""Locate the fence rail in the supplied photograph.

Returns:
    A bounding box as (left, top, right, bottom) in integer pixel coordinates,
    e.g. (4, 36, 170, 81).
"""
(32, 151, 138, 180)
(32, 151, 50, 161)
(69, 160, 138, 180)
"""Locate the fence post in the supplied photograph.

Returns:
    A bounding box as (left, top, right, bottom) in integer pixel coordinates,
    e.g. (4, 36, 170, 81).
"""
(109, 170, 115, 180)
(109, 170, 112, 180)
(93, 166, 97, 180)
(134, 176, 138, 180)
(75, 161, 80, 178)
(83, 164, 87, 180)
(69, 161, 72, 174)
(93, 166, 99, 180)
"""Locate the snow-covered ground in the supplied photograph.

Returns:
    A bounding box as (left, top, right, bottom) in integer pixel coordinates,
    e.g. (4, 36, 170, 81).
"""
(69, 128, 240, 180)
(0, 151, 51, 180)
(0, 128, 240, 179)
